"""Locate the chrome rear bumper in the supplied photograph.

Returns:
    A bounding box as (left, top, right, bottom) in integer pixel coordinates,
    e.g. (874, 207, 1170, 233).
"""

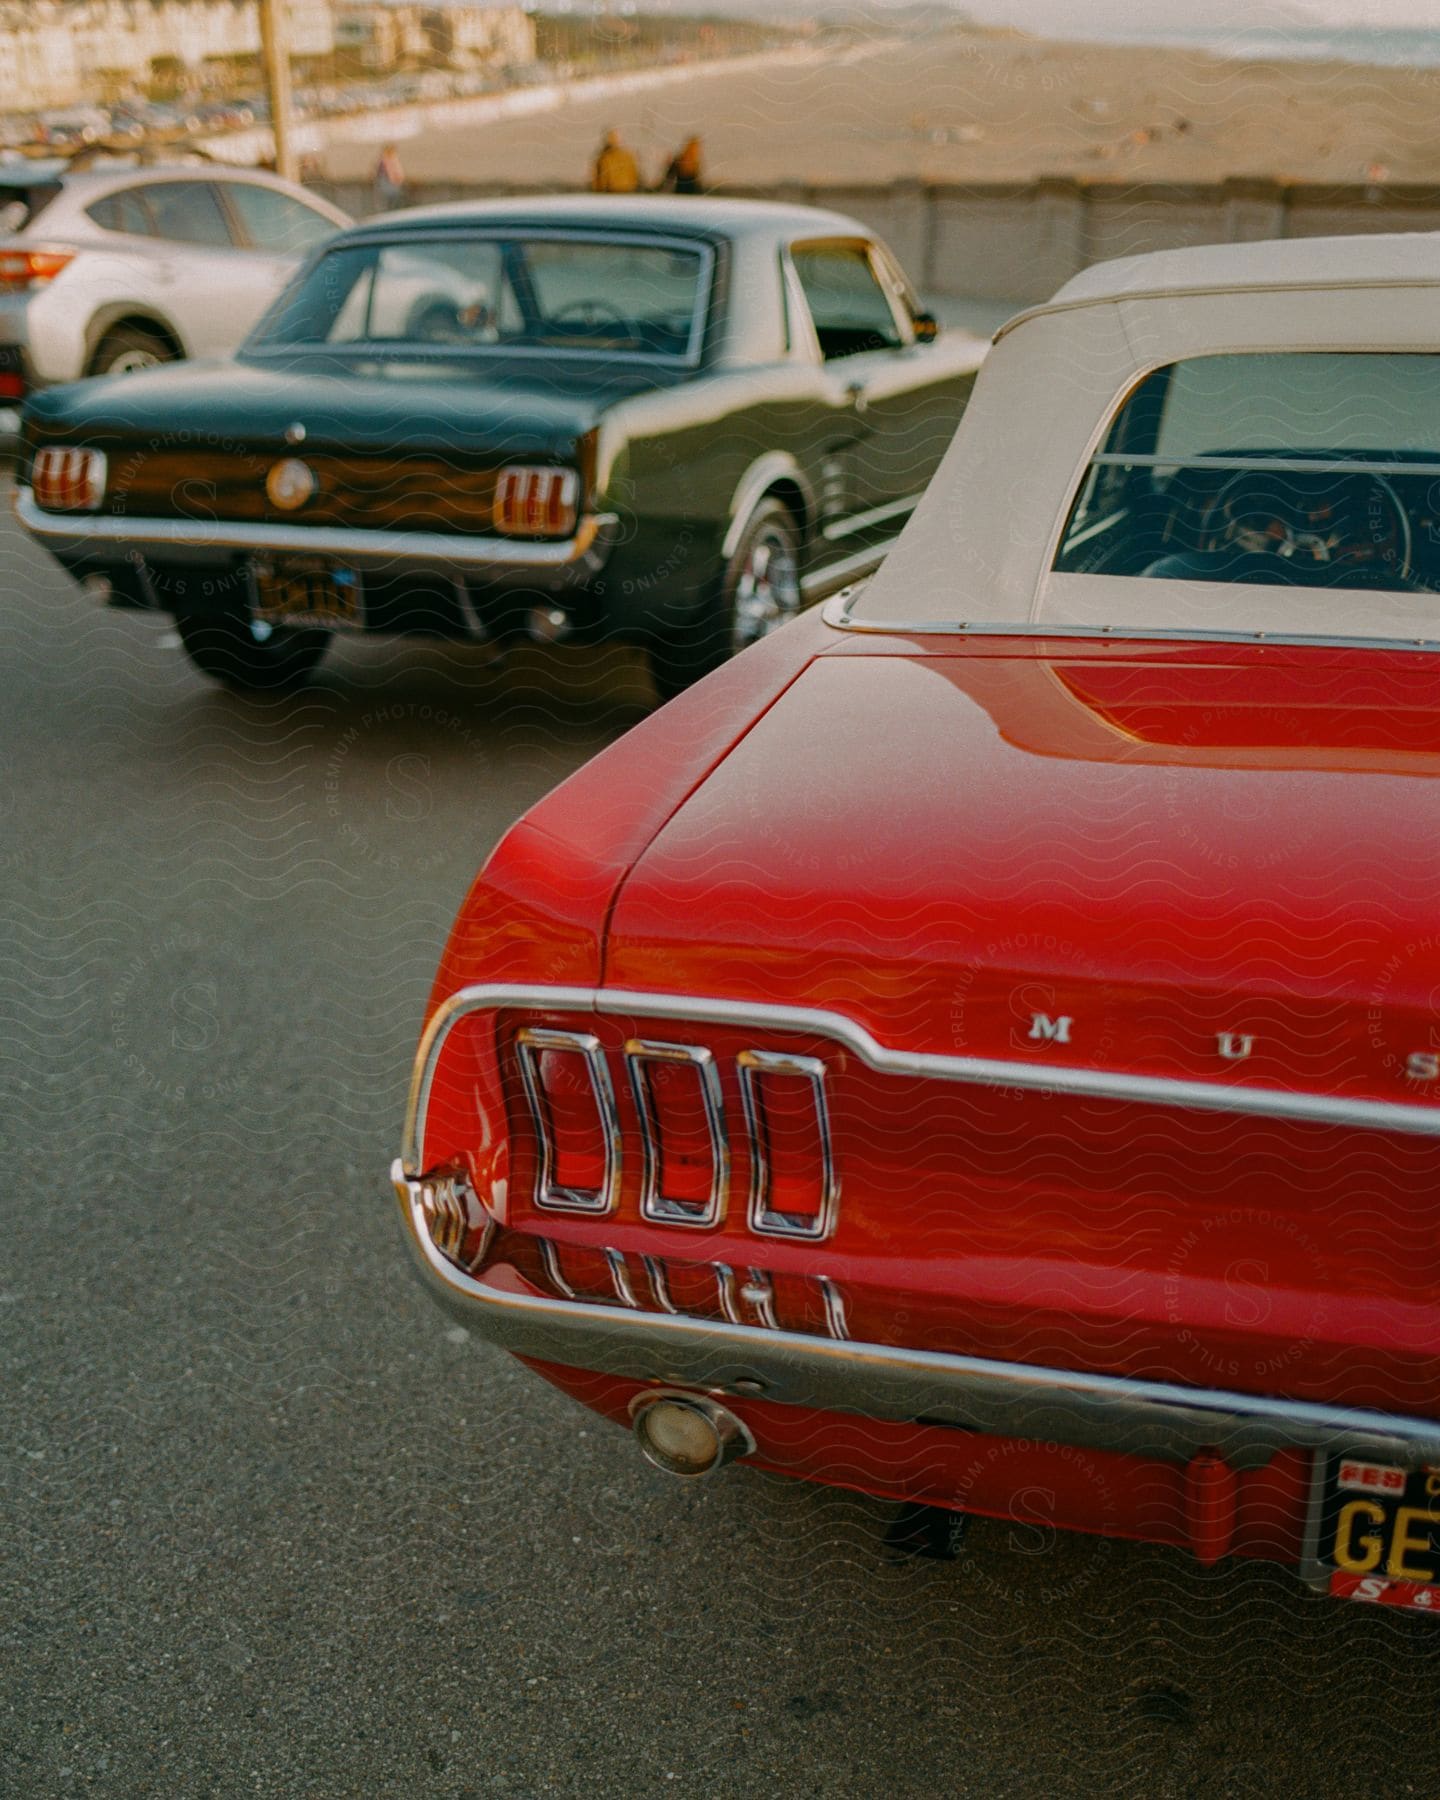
(14, 488, 616, 581)
(393, 1159, 1440, 1475)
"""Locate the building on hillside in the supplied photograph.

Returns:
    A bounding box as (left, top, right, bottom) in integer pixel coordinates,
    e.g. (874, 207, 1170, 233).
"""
(336, 2, 534, 74)
(2, 1, 337, 111)
(425, 3, 534, 69)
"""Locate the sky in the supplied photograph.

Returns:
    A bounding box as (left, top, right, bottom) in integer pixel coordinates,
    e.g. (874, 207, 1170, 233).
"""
(957, 0, 1440, 26)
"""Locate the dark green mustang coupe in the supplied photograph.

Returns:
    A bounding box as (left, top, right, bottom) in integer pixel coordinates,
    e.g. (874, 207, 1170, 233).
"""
(15, 196, 985, 695)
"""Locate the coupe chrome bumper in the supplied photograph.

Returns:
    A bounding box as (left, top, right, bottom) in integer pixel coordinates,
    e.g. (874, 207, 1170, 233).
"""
(13, 487, 616, 578)
(392, 1159, 1440, 1475)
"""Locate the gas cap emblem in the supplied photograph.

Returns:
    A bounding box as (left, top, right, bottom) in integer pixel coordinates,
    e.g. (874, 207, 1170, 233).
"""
(266, 456, 316, 511)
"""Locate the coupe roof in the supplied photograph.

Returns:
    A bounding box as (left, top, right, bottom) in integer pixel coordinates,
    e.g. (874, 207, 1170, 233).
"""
(347, 193, 873, 244)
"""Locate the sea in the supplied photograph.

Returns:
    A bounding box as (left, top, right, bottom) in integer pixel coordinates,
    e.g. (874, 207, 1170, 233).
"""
(1075, 25, 1440, 68)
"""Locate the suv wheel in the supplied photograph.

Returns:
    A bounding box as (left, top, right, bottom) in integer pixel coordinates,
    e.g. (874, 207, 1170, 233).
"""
(88, 324, 175, 378)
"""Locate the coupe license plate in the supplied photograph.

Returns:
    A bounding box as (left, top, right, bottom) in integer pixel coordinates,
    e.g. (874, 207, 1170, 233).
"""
(252, 556, 364, 631)
(1307, 1453, 1440, 1610)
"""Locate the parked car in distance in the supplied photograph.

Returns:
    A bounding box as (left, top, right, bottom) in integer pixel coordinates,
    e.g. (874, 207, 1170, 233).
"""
(15, 196, 985, 696)
(0, 162, 349, 397)
(393, 231, 1440, 1609)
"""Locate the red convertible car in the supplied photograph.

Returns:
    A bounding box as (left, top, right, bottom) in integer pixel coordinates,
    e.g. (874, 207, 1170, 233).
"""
(394, 232, 1440, 1608)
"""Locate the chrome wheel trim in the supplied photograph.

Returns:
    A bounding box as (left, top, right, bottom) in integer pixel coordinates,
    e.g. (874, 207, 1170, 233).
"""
(104, 346, 163, 376)
(731, 526, 800, 654)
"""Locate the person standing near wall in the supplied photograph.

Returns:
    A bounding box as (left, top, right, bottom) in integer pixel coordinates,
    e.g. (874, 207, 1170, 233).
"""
(658, 137, 704, 195)
(373, 143, 407, 211)
(591, 129, 640, 194)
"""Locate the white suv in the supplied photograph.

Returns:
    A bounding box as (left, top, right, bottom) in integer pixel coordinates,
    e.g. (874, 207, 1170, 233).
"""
(0, 162, 350, 395)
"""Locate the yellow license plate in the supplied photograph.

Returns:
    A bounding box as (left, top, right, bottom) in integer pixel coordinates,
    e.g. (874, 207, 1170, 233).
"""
(252, 557, 364, 631)
(1308, 1452, 1440, 1610)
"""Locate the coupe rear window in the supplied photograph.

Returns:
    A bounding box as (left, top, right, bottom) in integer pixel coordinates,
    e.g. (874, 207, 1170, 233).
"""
(248, 233, 709, 360)
(1054, 353, 1440, 596)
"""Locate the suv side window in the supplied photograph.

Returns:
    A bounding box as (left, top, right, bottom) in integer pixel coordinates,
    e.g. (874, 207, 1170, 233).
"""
(791, 243, 905, 361)
(87, 187, 156, 237)
(223, 183, 338, 255)
(139, 182, 235, 249)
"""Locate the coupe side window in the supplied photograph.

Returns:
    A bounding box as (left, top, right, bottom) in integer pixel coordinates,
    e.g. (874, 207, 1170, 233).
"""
(139, 183, 235, 249)
(791, 244, 904, 361)
(1054, 352, 1440, 597)
(224, 184, 338, 255)
(87, 188, 155, 237)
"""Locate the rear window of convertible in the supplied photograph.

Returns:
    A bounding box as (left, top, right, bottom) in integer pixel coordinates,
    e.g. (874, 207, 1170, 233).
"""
(1053, 353, 1440, 595)
(248, 233, 710, 361)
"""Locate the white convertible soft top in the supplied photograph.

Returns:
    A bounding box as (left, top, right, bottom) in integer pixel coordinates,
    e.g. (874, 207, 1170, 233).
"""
(844, 232, 1440, 646)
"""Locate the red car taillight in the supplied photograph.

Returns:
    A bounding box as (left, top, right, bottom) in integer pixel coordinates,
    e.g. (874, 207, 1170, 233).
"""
(507, 1025, 837, 1241)
(493, 465, 579, 538)
(515, 1028, 620, 1213)
(32, 445, 107, 512)
(738, 1051, 838, 1241)
(0, 248, 74, 290)
(627, 1042, 728, 1228)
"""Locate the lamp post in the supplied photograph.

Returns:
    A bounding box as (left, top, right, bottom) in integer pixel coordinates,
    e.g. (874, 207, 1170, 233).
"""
(258, 0, 297, 180)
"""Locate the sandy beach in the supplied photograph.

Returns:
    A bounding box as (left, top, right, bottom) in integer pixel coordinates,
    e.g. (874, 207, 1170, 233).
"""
(317, 27, 1440, 192)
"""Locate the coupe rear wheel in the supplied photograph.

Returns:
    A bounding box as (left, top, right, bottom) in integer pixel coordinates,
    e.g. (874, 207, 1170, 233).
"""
(87, 324, 175, 379)
(648, 498, 803, 702)
(174, 612, 331, 693)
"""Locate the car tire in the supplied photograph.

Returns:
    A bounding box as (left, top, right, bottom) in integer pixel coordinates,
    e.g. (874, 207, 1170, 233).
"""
(173, 612, 331, 693)
(87, 323, 176, 379)
(648, 498, 803, 702)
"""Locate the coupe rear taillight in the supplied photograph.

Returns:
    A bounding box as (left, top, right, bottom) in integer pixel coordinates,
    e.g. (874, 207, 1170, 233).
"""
(627, 1042, 728, 1228)
(516, 1028, 620, 1213)
(0, 248, 74, 290)
(509, 1026, 837, 1240)
(493, 465, 579, 538)
(32, 445, 107, 512)
(738, 1052, 838, 1240)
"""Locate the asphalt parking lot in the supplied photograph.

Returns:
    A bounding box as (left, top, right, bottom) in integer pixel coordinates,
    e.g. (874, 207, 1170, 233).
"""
(3, 486, 1440, 1799)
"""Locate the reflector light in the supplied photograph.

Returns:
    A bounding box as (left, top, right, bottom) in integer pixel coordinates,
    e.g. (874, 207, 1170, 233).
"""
(625, 1040, 729, 1228)
(0, 373, 25, 400)
(738, 1050, 839, 1240)
(32, 445, 107, 512)
(493, 465, 579, 537)
(630, 1392, 754, 1478)
(0, 248, 74, 289)
(515, 1026, 620, 1214)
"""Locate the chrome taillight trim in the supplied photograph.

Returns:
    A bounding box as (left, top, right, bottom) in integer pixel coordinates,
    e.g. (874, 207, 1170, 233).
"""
(641, 1254, 679, 1314)
(818, 1275, 849, 1342)
(605, 1247, 641, 1309)
(538, 1237, 577, 1299)
(740, 1267, 779, 1330)
(514, 1026, 622, 1216)
(32, 445, 107, 512)
(494, 465, 580, 539)
(624, 1039, 730, 1229)
(737, 1049, 839, 1242)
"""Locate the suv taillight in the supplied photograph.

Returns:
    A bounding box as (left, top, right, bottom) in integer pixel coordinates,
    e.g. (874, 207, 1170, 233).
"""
(0, 249, 74, 290)
(493, 465, 579, 538)
(32, 445, 107, 512)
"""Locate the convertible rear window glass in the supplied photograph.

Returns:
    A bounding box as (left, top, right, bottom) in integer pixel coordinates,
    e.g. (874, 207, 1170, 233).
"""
(249, 234, 708, 360)
(1053, 353, 1440, 595)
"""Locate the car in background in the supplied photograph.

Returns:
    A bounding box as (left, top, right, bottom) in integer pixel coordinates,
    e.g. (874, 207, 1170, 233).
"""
(16, 196, 984, 697)
(392, 230, 1440, 1609)
(0, 163, 349, 396)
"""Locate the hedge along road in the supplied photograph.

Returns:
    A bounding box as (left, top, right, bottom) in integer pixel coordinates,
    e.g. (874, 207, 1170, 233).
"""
(2, 487, 1439, 1799)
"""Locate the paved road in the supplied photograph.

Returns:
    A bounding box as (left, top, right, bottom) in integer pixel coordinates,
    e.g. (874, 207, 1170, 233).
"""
(3, 493, 1439, 1800)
